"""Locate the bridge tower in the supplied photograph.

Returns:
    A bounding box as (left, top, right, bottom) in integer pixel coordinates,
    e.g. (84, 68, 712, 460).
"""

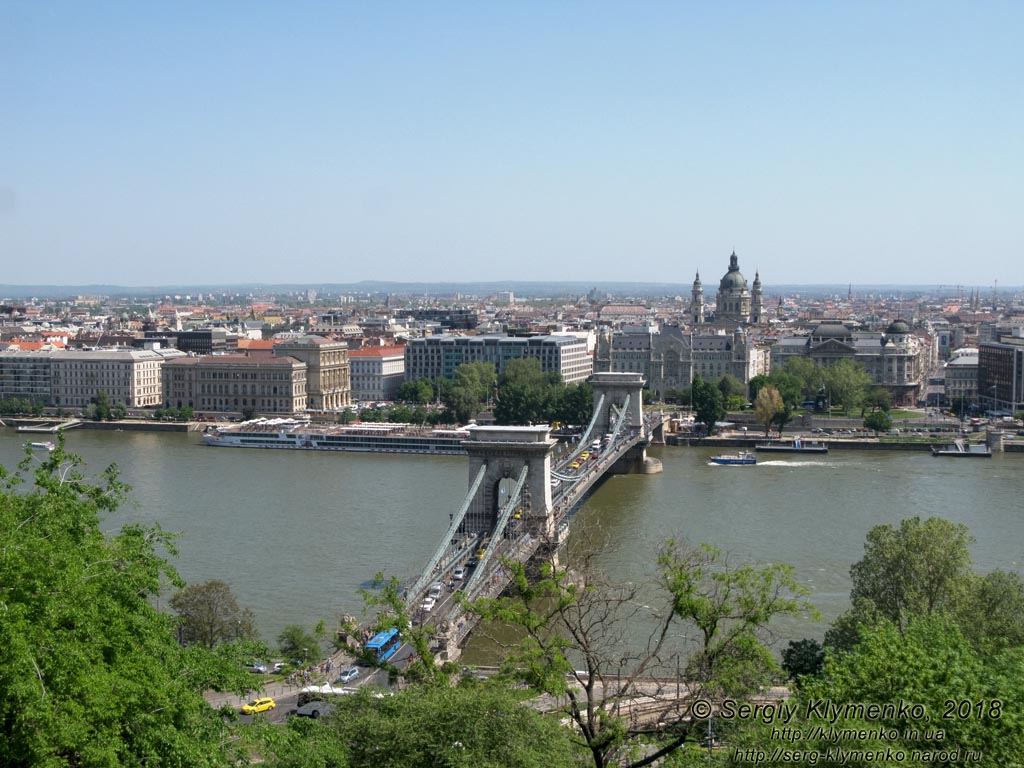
(462, 426, 559, 541)
(588, 372, 663, 474)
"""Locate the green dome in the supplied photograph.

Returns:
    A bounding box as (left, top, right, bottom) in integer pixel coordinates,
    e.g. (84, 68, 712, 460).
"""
(886, 321, 910, 334)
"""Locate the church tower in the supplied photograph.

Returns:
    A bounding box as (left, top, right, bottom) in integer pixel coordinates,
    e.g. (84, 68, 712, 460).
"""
(690, 272, 705, 325)
(751, 271, 763, 324)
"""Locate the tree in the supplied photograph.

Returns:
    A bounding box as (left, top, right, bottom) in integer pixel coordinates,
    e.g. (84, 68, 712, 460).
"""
(91, 389, 112, 420)
(170, 579, 259, 648)
(464, 538, 813, 768)
(784, 617, 1024, 766)
(257, 685, 578, 768)
(825, 516, 975, 653)
(0, 439, 250, 766)
(690, 375, 724, 435)
(863, 409, 892, 435)
(397, 378, 434, 404)
(861, 385, 892, 416)
(783, 357, 822, 400)
(822, 359, 871, 415)
(780, 638, 824, 682)
(716, 374, 745, 401)
(444, 362, 497, 424)
(753, 385, 783, 437)
(278, 624, 322, 663)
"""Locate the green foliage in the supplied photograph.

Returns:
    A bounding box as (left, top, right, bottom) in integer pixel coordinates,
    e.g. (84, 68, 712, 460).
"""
(782, 357, 822, 399)
(0, 439, 245, 766)
(397, 378, 436, 404)
(659, 541, 816, 698)
(443, 362, 497, 424)
(278, 624, 322, 663)
(862, 385, 893, 414)
(780, 638, 824, 682)
(753, 385, 783, 437)
(257, 685, 577, 768)
(464, 540, 812, 768)
(493, 359, 591, 427)
(863, 409, 893, 434)
(690, 375, 724, 434)
(822, 359, 872, 415)
(169, 579, 259, 648)
(793, 617, 1024, 767)
(849, 517, 973, 631)
(716, 374, 745, 400)
(0, 397, 46, 417)
(91, 389, 112, 420)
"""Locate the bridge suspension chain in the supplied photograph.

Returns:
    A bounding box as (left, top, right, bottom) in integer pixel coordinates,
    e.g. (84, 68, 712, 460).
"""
(564, 392, 605, 464)
(463, 464, 529, 598)
(406, 463, 488, 601)
(607, 393, 631, 446)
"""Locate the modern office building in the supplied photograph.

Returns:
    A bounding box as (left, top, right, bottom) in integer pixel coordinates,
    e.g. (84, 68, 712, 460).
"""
(404, 334, 593, 384)
(978, 328, 1024, 415)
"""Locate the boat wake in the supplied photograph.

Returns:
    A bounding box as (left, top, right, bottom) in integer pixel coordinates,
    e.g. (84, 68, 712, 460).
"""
(758, 460, 841, 468)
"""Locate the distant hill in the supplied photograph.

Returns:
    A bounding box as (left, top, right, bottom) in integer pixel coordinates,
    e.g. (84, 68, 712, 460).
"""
(0, 281, 1018, 300)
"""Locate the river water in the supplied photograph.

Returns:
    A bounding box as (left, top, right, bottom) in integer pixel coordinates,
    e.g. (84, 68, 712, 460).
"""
(3, 429, 1021, 650)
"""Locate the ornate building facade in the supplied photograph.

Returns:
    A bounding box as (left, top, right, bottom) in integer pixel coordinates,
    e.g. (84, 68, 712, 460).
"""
(770, 321, 925, 406)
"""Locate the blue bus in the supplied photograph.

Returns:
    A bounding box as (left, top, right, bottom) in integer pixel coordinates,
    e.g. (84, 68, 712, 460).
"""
(365, 628, 401, 664)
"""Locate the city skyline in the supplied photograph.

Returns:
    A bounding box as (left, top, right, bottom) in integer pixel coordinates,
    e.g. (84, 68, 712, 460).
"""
(4, 2, 1022, 286)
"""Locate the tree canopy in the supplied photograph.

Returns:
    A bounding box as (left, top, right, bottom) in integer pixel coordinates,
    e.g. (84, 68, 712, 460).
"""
(0, 441, 250, 767)
(690, 375, 724, 435)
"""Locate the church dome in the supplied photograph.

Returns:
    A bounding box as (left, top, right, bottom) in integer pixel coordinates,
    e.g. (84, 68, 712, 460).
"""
(719, 251, 748, 291)
(886, 320, 910, 335)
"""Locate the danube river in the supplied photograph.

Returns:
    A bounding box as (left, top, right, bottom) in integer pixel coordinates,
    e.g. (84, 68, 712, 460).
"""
(2, 429, 1021, 650)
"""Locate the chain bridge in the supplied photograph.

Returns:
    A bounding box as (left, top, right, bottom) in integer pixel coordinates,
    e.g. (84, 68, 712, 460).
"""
(402, 373, 666, 659)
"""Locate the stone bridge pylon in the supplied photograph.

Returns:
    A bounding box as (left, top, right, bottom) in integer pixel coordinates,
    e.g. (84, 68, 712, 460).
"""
(462, 426, 559, 541)
(588, 372, 663, 475)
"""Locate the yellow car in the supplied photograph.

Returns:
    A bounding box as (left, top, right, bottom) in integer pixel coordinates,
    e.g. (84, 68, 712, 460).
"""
(241, 697, 276, 715)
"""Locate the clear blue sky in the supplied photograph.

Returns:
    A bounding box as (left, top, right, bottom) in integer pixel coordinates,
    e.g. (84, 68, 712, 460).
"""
(3, 1, 1022, 287)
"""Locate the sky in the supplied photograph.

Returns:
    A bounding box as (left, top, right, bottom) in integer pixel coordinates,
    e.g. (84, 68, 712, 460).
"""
(2, 1, 1022, 288)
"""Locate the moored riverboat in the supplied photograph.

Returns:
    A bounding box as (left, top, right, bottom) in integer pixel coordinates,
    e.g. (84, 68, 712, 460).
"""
(930, 440, 992, 458)
(755, 437, 828, 454)
(202, 418, 471, 455)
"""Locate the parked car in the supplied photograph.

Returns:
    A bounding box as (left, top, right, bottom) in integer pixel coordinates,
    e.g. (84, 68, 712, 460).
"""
(247, 663, 268, 674)
(334, 666, 360, 684)
(293, 700, 334, 719)
(241, 697, 276, 715)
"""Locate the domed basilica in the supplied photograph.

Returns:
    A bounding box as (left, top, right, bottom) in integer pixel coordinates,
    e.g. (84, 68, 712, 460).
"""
(690, 251, 763, 326)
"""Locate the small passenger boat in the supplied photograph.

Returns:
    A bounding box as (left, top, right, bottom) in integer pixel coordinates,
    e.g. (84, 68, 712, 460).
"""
(707, 451, 756, 466)
(28, 441, 56, 452)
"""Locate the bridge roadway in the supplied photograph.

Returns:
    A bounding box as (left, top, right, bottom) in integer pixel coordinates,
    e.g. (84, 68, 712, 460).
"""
(406, 413, 663, 659)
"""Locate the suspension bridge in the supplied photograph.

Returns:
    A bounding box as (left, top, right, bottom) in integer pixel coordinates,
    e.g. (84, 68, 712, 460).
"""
(400, 373, 667, 660)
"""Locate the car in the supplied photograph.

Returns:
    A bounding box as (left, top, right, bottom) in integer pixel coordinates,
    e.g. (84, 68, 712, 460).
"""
(334, 666, 360, 684)
(428, 582, 443, 598)
(273, 662, 287, 673)
(293, 700, 334, 719)
(241, 697, 276, 715)
(453, 567, 466, 581)
(421, 596, 436, 612)
(247, 663, 269, 674)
